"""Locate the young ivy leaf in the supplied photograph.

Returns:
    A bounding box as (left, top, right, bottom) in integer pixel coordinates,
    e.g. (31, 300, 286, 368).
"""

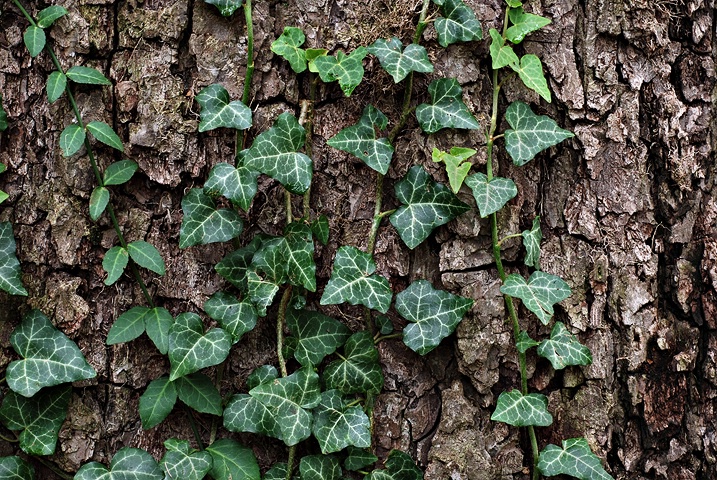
(504, 101, 574, 166)
(206, 439, 261, 480)
(36, 5, 69, 28)
(506, 0, 523, 7)
(86, 121, 124, 151)
(433, 0, 483, 47)
(89, 187, 109, 221)
(75, 447, 164, 480)
(247, 365, 278, 389)
(432, 146, 476, 193)
(102, 245, 128, 285)
(416, 78, 480, 133)
(299, 454, 342, 480)
(204, 291, 258, 344)
(324, 331, 383, 395)
(285, 308, 350, 367)
(195, 84, 252, 132)
(215, 237, 260, 291)
(367, 38, 433, 83)
(139, 375, 177, 429)
(488, 28, 519, 70)
(204, 0, 244, 17)
(23, 26, 45, 57)
(491, 390, 553, 427)
(367, 450, 423, 480)
(313, 47, 368, 96)
(65, 66, 111, 85)
(522, 216, 542, 268)
(0, 222, 28, 296)
(204, 156, 260, 211)
(500, 271, 571, 325)
(538, 438, 614, 480)
(327, 104, 394, 175)
(167, 312, 232, 381)
(510, 54, 551, 102)
(537, 322, 592, 370)
(311, 215, 330, 245)
(306, 48, 328, 72)
(160, 438, 213, 480)
(464, 173, 518, 218)
(271, 26, 307, 73)
(0, 456, 35, 479)
(312, 390, 372, 454)
(59, 124, 85, 157)
(179, 188, 243, 248)
(127, 240, 166, 275)
(108, 306, 155, 346)
(46, 71, 67, 103)
(516, 330, 539, 353)
(506, 7, 551, 44)
(389, 166, 470, 249)
(0, 98, 7, 131)
(396, 280, 473, 355)
(175, 372, 223, 415)
(103, 159, 138, 186)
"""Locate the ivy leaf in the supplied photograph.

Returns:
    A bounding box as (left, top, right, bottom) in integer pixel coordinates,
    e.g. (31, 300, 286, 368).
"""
(139, 375, 177, 429)
(204, 291, 258, 344)
(223, 393, 280, 439)
(247, 365, 278, 389)
(538, 438, 614, 480)
(244, 113, 312, 194)
(103, 160, 138, 186)
(488, 28, 519, 69)
(179, 188, 243, 248)
(433, 0, 483, 47)
(537, 322, 592, 370)
(264, 463, 289, 480)
(0, 456, 34, 479)
(271, 27, 307, 73)
(36, 5, 69, 28)
(175, 373, 223, 415)
(511, 54, 551, 102)
(506, 7, 551, 44)
(376, 315, 394, 335)
(60, 124, 85, 157)
(160, 439, 213, 480)
(246, 269, 280, 317)
(102, 246, 128, 285)
(506, 0, 523, 7)
(127, 241, 166, 275)
(320, 246, 392, 313)
(306, 48, 328, 73)
(324, 331, 383, 395)
(7, 310, 96, 397)
(86, 121, 123, 151)
(286, 309, 350, 367)
(327, 105, 393, 175)
(311, 215, 330, 245)
(0, 386, 70, 455)
(215, 236, 261, 291)
(504, 101, 574, 166)
(491, 390, 553, 427)
(416, 78, 480, 134)
(65, 66, 111, 85)
(516, 330, 539, 353)
(390, 166, 470, 249)
(168, 313, 232, 381)
(0, 99, 7, 131)
(75, 447, 164, 480)
(344, 447, 378, 471)
(431, 147, 475, 193)
(299, 455, 342, 480)
(196, 84, 252, 132)
(396, 280, 473, 355)
(464, 173, 518, 218)
(283, 222, 317, 291)
(367, 38, 433, 83)
(144, 307, 173, 354)
(522, 216, 542, 268)
(251, 237, 287, 284)
(106, 306, 173, 354)
(312, 390, 371, 454)
(500, 271, 571, 325)
(367, 450, 423, 480)
(204, 158, 259, 211)
(313, 47, 368, 96)
(0, 222, 28, 296)
(23, 26, 45, 57)
(46, 71, 67, 103)
(204, 0, 243, 16)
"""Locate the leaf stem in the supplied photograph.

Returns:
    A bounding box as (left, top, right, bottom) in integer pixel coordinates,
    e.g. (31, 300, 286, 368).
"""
(239, 0, 254, 151)
(186, 406, 205, 450)
(374, 332, 403, 344)
(299, 96, 314, 219)
(277, 285, 293, 378)
(285, 444, 296, 480)
(0, 432, 17, 443)
(498, 232, 522, 247)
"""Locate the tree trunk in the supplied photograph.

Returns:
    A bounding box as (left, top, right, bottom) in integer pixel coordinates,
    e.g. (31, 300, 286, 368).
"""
(0, 0, 714, 478)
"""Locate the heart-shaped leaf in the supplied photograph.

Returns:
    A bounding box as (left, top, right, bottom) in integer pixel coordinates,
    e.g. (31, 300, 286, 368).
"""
(60, 124, 85, 157)
(491, 390, 553, 426)
(246, 269, 280, 316)
(504, 101, 574, 165)
(344, 447, 378, 471)
(179, 188, 243, 248)
(204, 0, 243, 16)
(311, 215, 330, 245)
(522, 216, 542, 268)
(465, 173, 518, 217)
(66, 66, 111, 85)
(312, 390, 371, 454)
(510, 54, 551, 102)
(299, 455, 342, 480)
(396, 280, 473, 355)
(367, 38, 433, 83)
(506, 7, 551, 44)
(86, 121, 123, 151)
(390, 166, 469, 249)
(46, 71, 67, 103)
(306, 48, 328, 72)
(175, 372, 223, 415)
(139, 375, 177, 429)
(168, 313, 232, 381)
(36, 5, 69, 28)
(324, 331, 383, 395)
(0, 222, 28, 296)
(271, 27, 307, 73)
(103, 160, 138, 186)
(320, 246, 392, 313)
(286, 309, 350, 367)
(102, 246, 128, 285)
(283, 222, 317, 291)
(23, 26, 45, 57)
(367, 450, 422, 480)
(538, 438, 614, 480)
(7, 310, 95, 397)
(127, 241, 165, 275)
(204, 158, 259, 211)
(489, 28, 519, 69)
(327, 105, 393, 175)
(196, 84, 252, 132)
(500, 271, 571, 325)
(516, 330, 539, 353)
(206, 439, 260, 480)
(223, 393, 281, 438)
(433, 0, 483, 47)
(89, 187, 109, 221)
(537, 322, 592, 370)
(416, 78, 480, 133)
(244, 113, 312, 194)
(0, 386, 70, 455)
(75, 447, 164, 480)
(0, 456, 34, 479)
(160, 439, 213, 480)
(204, 291, 257, 343)
(313, 47, 368, 96)
(432, 147, 476, 193)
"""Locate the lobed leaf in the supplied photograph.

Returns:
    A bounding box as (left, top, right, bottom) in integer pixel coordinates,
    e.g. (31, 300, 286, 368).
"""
(168, 313, 232, 381)
(516, 330, 539, 353)
(489, 29, 519, 69)
(102, 246, 128, 285)
(416, 78, 480, 134)
(0, 222, 28, 296)
(500, 271, 571, 325)
(522, 216, 542, 268)
(139, 375, 177, 429)
(367, 38, 433, 83)
(36, 5, 69, 28)
(60, 124, 85, 157)
(204, 0, 243, 16)
(127, 240, 165, 275)
(0, 456, 34, 480)
(327, 105, 393, 175)
(204, 291, 257, 344)
(432, 147, 476, 193)
(103, 160, 138, 186)
(175, 372, 223, 415)
(433, 0, 483, 47)
(179, 188, 243, 248)
(537, 322, 592, 370)
(538, 438, 614, 480)
(286, 309, 350, 367)
(511, 54, 551, 102)
(367, 450, 423, 480)
(65, 66, 111, 85)
(160, 439, 213, 480)
(314, 47, 368, 96)
(246, 269, 280, 317)
(196, 84, 252, 132)
(491, 390, 553, 427)
(465, 173, 518, 218)
(324, 331, 383, 395)
(46, 71, 67, 103)
(86, 121, 123, 151)
(271, 26, 307, 73)
(312, 390, 371, 454)
(504, 101, 574, 166)
(506, 7, 551, 44)
(299, 455, 342, 480)
(75, 447, 164, 480)
(223, 393, 281, 438)
(23, 26, 45, 57)
(204, 157, 259, 211)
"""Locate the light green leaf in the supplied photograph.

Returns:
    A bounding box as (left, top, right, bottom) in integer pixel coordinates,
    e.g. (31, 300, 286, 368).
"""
(103, 160, 138, 186)
(312, 390, 371, 454)
(204, 157, 259, 211)
(537, 322, 592, 370)
(416, 78, 480, 133)
(0, 386, 70, 455)
(367, 38, 433, 83)
(215, 237, 261, 291)
(175, 373, 223, 415)
(127, 241, 165, 275)
(60, 124, 85, 157)
(271, 27, 307, 73)
(367, 450, 423, 480)
(46, 71, 67, 103)
(7, 310, 96, 397)
(223, 393, 280, 438)
(491, 390, 553, 427)
(246, 269, 280, 317)
(320, 246, 392, 313)
(145, 307, 174, 354)
(89, 187, 109, 221)
(464, 173, 518, 217)
(538, 438, 614, 480)
(327, 105, 393, 175)
(102, 246, 128, 285)
(396, 280, 473, 355)
(506, 0, 523, 7)
(504, 101, 574, 165)
(489, 28, 519, 69)
(299, 455, 342, 480)
(506, 7, 551, 44)
(432, 146, 475, 193)
(324, 331, 383, 395)
(65, 66, 111, 85)
(0, 191, 7, 204)
(390, 166, 470, 249)
(433, 0, 483, 47)
(207, 439, 260, 480)
(500, 271, 571, 325)
(204, 291, 257, 344)
(0, 222, 28, 296)
(311, 215, 330, 245)
(522, 216, 542, 268)
(168, 313, 232, 381)
(23, 26, 45, 57)
(247, 365, 278, 389)
(106, 306, 149, 345)
(36, 6, 69, 28)
(307, 48, 328, 73)
(196, 84, 252, 132)
(516, 330, 539, 353)
(244, 112, 312, 194)
(313, 47, 368, 96)
(344, 446, 378, 471)
(86, 121, 124, 151)
(160, 439, 213, 480)
(0, 456, 34, 480)
(204, 0, 243, 16)
(511, 54, 551, 102)
(179, 188, 243, 248)
(286, 309, 350, 367)
(75, 447, 164, 480)
(139, 375, 177, 429)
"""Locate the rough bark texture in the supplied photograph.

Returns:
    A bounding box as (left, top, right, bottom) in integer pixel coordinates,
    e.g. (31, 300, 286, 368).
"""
(0, 0, 715, 478)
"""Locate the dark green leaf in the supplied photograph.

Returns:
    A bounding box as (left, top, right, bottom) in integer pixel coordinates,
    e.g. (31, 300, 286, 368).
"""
(299, 455, 342, 480)
(313, 47, 368, 96)
(538, 438, 614, 480)
(89, 186, 109, 221)
(179, 188, 243, 248)
(506, 7, 551, 44)
(522, 216, 542, 268)
(283, 222, 317, 291)
(500, 271, 571, 325)
(537, 322, 592, 370)
(464, 173, 518, 217)
(207, 439, 260, 480)
(271, 27, 307, 73)
(215, 237, 261, 291)
(511, 54, 551, 102)
(433, 0, 483, 47)
(204, 291, 257, 343)
(59, 124, 85, 157)
(0, 456, 34, 480)
(312, 390, 371, 454)
(367, 450, 422, 480)
(204, 0, 243, 16)
(86, 121, 124, 151)
(46, 71, 67, 103)
(139, 376, 177, 429)
(311, 215, 330, 245)
(367, 37, 433, 83)
(324, 331, 383, 395)
(516, 330, 539, 353)
(0, 99, 7, 131)
(36, 6, 69, 28)
(264, 463, 289, 480)
(376, 315, 394, 335)
(223, 393, 280, 438)
(168, 313, 232, 381)
(491, 390, 553, 426)
(431, 146, 475, 193)
(504, 101, 574, 165)
(286, 309, 350, 367)
(0, 222, 28, 296)
(489, 28, 519, 69)
(344, 447, 378, 471)
(66, 66, 111, 85)
(246, 269, 280, 317)
(23, 26, 45, 57)
(175, 372, 223, 415)
(103, 160, 138, 186)
(416, 78, 480, 134)
(106, 306, 149, 345)
(102, 246, 128, 285)
(75, 447, 164, 480)
(247, 365, 278, 389)
(160, 439, 213, 480)
(196, 84, 252, 132)
(127, 241, 165, 275)
(327, 104, 393, 175)
(144, 307, 174, 354)
(204, 157, 259, 211)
